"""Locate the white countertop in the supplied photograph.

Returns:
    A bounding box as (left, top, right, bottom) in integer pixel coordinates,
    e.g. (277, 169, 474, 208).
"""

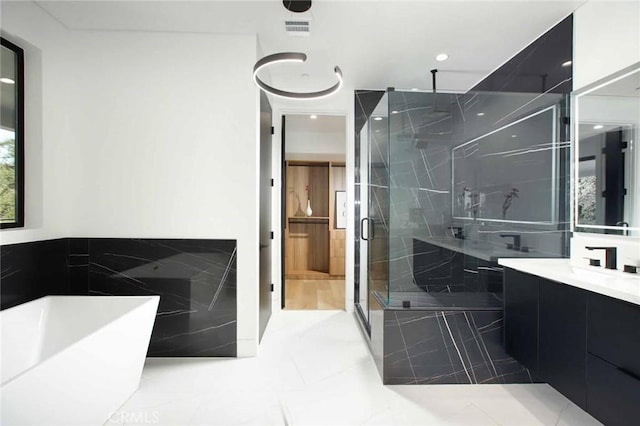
(498, 258, 640, 306)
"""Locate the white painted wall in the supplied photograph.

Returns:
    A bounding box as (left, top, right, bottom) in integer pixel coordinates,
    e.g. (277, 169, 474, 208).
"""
(573, 0, 640, 91)
(0, 1, 71, 244)
(1, 2, 260, 356)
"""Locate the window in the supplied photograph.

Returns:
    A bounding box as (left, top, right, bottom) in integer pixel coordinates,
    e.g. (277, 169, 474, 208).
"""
(0, 37, 24, 228)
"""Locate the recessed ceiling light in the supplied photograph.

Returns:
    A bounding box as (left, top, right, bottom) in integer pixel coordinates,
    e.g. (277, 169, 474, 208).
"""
(0, 77, 15, 84)
(375, 130, 380, 133)
(511, 135, 517, 138)
(561, 60, 572, 68)
(391, 110, 399, 114)
(436, 53, 449, 62)
(476, 112, 485, 117)
(310, 114, 318, 119)
(593, 124, 603, 130)
(373, 117, 383, 121)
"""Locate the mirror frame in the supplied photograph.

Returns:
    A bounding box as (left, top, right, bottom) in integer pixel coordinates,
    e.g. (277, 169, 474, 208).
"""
(0, 37, 25, 229)
(571, 62, 640, 234)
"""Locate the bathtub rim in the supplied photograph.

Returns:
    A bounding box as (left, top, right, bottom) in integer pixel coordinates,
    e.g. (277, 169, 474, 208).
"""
(1, 295, 160, 387)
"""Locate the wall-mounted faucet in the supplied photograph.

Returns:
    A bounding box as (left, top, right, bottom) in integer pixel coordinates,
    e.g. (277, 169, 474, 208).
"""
(448, 226, 464, 239)
(585, 246, 617, 270)
(500, 234, 521, 251)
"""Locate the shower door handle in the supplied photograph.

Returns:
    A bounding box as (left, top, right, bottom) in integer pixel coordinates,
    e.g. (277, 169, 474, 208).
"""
(361, 218, 369, 241)
(361, 218, 375, 240)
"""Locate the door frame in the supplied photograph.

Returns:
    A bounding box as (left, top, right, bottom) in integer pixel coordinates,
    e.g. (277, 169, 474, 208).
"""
(258, 91, 273, 341)
(271, 107, 353, 312)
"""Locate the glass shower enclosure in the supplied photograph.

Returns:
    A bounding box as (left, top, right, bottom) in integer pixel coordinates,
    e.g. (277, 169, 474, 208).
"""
(355, 88, 570, 327)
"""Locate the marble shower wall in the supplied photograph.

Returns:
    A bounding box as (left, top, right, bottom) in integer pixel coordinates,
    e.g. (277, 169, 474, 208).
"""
(384, 15, 573, 293)
(383, 308, 533, 385)
(369, 293, 533, 385)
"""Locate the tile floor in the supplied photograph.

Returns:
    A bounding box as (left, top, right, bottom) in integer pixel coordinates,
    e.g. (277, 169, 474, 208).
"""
(107, 310, 602, 425)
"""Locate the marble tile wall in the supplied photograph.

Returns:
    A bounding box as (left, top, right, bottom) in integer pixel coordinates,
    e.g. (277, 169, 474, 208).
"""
(0, 239, 69, 310)
(383, 308, 533, 385)
(1, 238, 237, 357)
(382, 16, 573, 296)
(73, 238, 237, 357)
(412, 239, 503, 294)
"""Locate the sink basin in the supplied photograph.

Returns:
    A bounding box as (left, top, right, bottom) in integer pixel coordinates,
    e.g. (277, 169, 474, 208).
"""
(570, 265, 639, 281)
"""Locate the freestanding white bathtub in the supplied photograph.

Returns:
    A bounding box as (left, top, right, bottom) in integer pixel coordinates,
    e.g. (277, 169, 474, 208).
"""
(1, 295, 159, 426)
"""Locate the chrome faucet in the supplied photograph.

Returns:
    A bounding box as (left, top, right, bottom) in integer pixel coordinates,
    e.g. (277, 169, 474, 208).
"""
(585, 246, 617, 270)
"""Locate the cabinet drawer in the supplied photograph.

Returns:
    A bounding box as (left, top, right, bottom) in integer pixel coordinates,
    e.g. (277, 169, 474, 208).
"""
(588, 293, 640, 375)
(587, 354, 640, 426)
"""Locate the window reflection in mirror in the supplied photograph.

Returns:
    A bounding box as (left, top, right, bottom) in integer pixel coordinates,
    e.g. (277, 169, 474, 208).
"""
(574, 64, 639, 235)
(577, 156, 596, 225)
(0, 38, 24, 228)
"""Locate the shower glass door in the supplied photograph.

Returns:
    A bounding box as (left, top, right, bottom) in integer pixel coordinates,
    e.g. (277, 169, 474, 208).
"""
(356, 94, 389, 326)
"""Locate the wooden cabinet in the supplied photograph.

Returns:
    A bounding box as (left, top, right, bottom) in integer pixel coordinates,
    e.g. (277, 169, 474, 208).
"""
(285, 161, 345, 279)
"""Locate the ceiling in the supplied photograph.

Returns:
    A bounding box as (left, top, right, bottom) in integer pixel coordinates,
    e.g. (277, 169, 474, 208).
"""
(286, 113, 346, 134)
(35, 0, 586, 111)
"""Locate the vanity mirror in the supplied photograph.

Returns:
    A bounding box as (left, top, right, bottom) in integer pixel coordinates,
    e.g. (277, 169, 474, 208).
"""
(573, 63, 640, 236)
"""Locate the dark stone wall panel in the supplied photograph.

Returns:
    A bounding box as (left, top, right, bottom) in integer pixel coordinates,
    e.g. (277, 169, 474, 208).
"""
(1, 239, 69, 310)
(383, 309, 533, 385)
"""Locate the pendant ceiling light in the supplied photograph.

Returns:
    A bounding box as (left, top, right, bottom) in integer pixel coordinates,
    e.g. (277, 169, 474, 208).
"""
(252, 52, 343, 100)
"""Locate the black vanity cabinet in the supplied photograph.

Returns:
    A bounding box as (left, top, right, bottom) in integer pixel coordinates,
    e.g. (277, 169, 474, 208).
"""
(586, 293, 640, 426)
(504, 267, 640, 425)
(504, 270, 587, 408)
(504, 269, 539, 376)
(538, 280, 587, 409)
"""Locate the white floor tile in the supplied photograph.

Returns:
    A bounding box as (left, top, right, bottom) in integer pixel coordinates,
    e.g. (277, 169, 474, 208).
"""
(446, 404, 499, 425)
(115, 310, 601, 426)
(190, 391, 284, 426)
(106, 392, 203, 426)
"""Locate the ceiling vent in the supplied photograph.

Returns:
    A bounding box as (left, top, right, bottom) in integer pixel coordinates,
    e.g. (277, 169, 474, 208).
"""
(285, 20, 311, 37)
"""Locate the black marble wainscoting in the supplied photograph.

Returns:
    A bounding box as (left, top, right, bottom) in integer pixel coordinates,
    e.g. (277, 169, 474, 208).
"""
(0, 239, 70, 310)
(1, 237, 237, 357)
(69, 238, 237, 357)
(371, 293, 533, 385)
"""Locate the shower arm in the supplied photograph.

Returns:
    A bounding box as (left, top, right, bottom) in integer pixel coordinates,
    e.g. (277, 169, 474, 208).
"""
(431, 69, 437, 94)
